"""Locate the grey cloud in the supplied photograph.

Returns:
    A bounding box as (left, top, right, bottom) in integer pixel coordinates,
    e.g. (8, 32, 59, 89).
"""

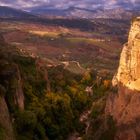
(0, 0, 138, 9)
(0, 0, 50, 8)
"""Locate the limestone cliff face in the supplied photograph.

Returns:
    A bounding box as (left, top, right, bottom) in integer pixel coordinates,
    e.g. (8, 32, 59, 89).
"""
(106, 17, 140, 140)
(113, 17, 140, 90)
(0, 96, 15, 140)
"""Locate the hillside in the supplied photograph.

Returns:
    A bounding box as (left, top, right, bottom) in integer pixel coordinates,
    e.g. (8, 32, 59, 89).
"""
(0, 33, 115, 140)
(0, 6, 35, 18)
(0, 4, 137, 140)
(0, 1, 140, 19)
(30, 6, 139, 19)
(0, 17, 129, 76)
(0, 16, 131, 140)
(29, 2, 140, 19)
(71, 16, 140, 140)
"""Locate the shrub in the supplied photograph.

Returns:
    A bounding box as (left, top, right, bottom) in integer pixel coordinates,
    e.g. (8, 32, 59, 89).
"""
(0, 124, 5, 140)
(99, 116, 116, 140)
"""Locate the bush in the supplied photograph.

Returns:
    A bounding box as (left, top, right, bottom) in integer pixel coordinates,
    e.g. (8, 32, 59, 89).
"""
(0, 124, 5, 140)
(99, 116, 116, 140)
(42, 93, 74, 140)
(15, 110, 37, 139)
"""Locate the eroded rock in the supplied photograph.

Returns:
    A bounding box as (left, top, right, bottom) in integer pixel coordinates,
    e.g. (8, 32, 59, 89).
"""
(107, 17, 140, 140)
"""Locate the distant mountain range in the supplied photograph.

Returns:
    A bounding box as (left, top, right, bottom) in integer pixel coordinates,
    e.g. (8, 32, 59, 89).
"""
(0, 3, 140, 20)
(28, 0, 140, 11)
(29, 6, 140, 19)
(27, 0, 140, 19)
(0, 6, 35, 18)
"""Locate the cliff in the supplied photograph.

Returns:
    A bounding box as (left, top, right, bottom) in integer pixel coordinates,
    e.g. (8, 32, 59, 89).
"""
(0, 36, 52, 139)
(106, 17, 140, 140)
(113, 17, 140, 90)
(0, 96, 15, 140)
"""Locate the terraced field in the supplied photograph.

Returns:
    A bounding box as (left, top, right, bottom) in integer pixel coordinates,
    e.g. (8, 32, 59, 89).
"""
(0, 18, 129, 75)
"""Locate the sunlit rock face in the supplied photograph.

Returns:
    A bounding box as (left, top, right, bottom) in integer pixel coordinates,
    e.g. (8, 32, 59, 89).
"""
(113, 17, 140, 91)
(106, 17, 140, 140)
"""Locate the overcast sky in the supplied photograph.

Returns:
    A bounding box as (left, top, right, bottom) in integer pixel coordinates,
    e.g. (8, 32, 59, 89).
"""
(0, 0, 103, 8)
(0, 0, 138, 9)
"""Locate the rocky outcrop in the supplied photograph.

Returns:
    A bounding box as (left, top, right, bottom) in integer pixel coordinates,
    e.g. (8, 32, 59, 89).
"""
(14, 65, 24, 110)
(0, 62, 24, 110)
(0, 42, 24, 139)
(0, 96, 15, 140)
(0, 64, 24, 140)
(36, 59, 51, 93)
(106, 17, 140, 140)
(112, 17, 140, 90)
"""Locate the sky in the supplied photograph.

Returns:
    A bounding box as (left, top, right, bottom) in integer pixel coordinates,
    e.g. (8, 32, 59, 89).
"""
(0, 0, 50, 8)
(0, 0, 103, 8)
(0, 0, 138, 9)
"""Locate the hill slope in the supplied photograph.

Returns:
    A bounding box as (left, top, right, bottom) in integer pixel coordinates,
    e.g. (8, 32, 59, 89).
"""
(0, 6, 35, 18)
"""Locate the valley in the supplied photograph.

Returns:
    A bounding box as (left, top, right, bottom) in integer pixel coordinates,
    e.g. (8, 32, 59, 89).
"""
(0, 2, 139, 140)
(0, 16, 129, 140)
(0, 17, 129, 75)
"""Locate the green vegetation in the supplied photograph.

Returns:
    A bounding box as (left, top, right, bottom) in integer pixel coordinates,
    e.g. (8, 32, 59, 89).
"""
(1, 50, 112, 140)
(0, 43, 92, 140)
(0, 125, 5, 140)
(82, 75, 115, 140)
(0, 19, 117, 139)
(99, 116, 116, 140)
(91, 99, 106, 119)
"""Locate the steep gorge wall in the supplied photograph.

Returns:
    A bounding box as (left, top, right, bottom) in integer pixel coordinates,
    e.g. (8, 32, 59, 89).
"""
(113, 17, 140, 90)
(106, 17, 140, 140)
(0, 66, 24, 140)
(0, 96, 15, 140)
(0, 35, 25, 140)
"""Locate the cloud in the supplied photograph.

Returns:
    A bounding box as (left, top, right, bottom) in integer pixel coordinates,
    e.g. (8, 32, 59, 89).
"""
(0, 0, 50, 8)
(46, 0, 105, 9)
(0, 0, 103, 9)
(0, 0, 138, 9)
